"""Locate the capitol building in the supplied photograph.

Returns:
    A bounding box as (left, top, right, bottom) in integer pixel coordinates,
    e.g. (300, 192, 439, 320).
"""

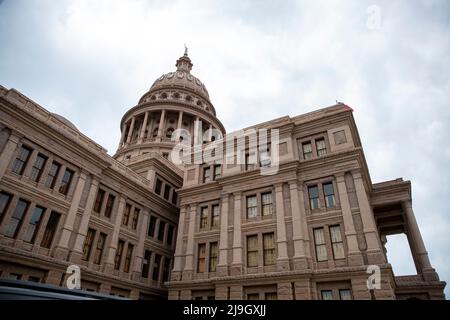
(0, 51, 446, 299)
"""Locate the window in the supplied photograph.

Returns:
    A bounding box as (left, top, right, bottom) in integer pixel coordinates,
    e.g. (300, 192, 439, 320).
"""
(142, 250, 152, 278)
(316, 138, 327, 156)
(58, 168, 74, 195)
(166, 128, 174, 138)
(123, 243, 134, 273)
(82, 228, 96, 261)
(246, 195, 257, 218)
(131, 208, 140, 230)
(200, 207, 208, 229)
(172, 191, 178, 205)
(330, 225, 345, 259)
(23, 206, 45, 243)
(339, 289, 352, 300)
(308, 185, 320, 210)
(45, 162, 60, 189)
(211, 205, 220, 227)
(114, 240, 125, 270)
(152, 254, 161, 281)
(245, 153, 256, 171)
(314, 228, 327, 262)
(122, 203, 131, 226)
(93, 233, 106, 264)
(30, 154, 47, 182)
(158, 221, 166, 241)
(213, 165, 221, 180)
(261, 192, 273, 216)
(163, 185, 171, 200)
(104, 194, 115, 218)
(0, 192, 12, 223)
(40, 211, 61, 248)
(166, 225, 174, 246)
(155, 179, 162, 195)
(247, 293, 259, 300)
(12, 145, 31, 175)
(263, 233, 276, 266)
(197, 243, 206, 273)
(203, 167, 211, 183)
(323, 183, 336, 208)
(302, 142, 312, 160)
(93, 189, 105, 213)
(4, 199, 29, 238)
(28, 276, 40, 283)
(209, 242, 218, 272)
(148, 216, 156, 237)
(321, 290, 333, 300)
(247, 235, 258, 267)
(162, 258, 171, 282)
(265, 292, 277, 300)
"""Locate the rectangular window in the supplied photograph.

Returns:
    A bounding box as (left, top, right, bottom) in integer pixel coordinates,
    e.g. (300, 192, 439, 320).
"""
(211, 205, 220, 227)
(12, 145, 32, 175)
(58, 168, 74, 195)
(323, 182, 336, 208)
(158, 221, 166, 241)
(23, 206, 45, 243)
(245, 153, 256, 171)
(308, 185, 320, 210)
(0, 192, 13, 223)
(123, 243, 134, 273)
(5, 199, 29, 238)
(166, 225, 174, 246)
(213, 164, 221, 180)
(203, 167, 211, 183)
(263, 233, 276, 266)
(339, 289, 352, 300)
(93, 189, 105, 213)
(122, 203, 131, 226)
(209, 242, 218, 272)
(265, 292, 277, 300)
(44, 162, 60, 189)
(163, 185, 171, 200)
(162, 257, 171, 282)
(247, 235, 258, 267)
(197, 243, 206, 273)
(82, 228, 96, 261)
(330, 225, 345, 259)
(141, 250, 152, 278)
(40, 211, 61, 248)
(131, 208, 140, 230)
(316, 138, 327, 156)
(314, 228, 327, 262)
(93, 232, 106, 264)
(114, 240, 125, 270)
(148, 216, 156, 237)
(261, 192, 273, 216)
(155, 179, 162, 195)
(302, 142, 313, 160)
(171, 191, 178, 205)
(321, 290, 333, 300)
(200, 207, 208, 229)
(104, 194, 115, 218)
(152, 254, 161, 281)
(247, 293, 259, 300)
(246, 195, 257, 218)
(30, 153, 47, 182)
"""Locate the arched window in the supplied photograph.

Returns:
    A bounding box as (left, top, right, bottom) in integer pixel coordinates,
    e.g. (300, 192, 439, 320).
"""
(152, 127, 159, 137)
(166, 127, 174, 138)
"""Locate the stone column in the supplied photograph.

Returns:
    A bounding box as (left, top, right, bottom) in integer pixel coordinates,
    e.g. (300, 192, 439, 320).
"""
(217, 194, 229, 276)
(208, 124, 213, 141)
(275, 183, 290, 271)
(126, 117, 135, 144)
(131, 210, 149, 281)
(176, 111, 183, 140)
(353, 171, 385, 264)
(231, 192, 243, 275)
(70, 177, 100, 263)
(336, 173, 364, 266)
(193, 116, 201, 146)
(54, 171, 88, 260)
(118, 124, 127, 148)
(147, 117, 154, 140)
(138, 112, 149, 143)
(403, 200, 438, 281)
(171, 206, 187, 281)
(289, 181, 308, 270)
(104, 195, 126, 273)
(157, 110, 166, 139)
(182, 204, 197, 280)
(0, 132, 20, 180)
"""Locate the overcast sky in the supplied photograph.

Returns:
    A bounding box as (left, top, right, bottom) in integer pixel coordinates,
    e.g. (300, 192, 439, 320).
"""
(1, 0, 449, 297)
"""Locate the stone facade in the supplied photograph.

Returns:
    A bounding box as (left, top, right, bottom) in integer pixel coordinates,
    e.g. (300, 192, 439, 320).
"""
(0, 52, 446, 300)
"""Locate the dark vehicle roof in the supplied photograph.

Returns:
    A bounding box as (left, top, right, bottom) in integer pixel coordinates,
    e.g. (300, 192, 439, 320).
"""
(0, 278, 129, 300)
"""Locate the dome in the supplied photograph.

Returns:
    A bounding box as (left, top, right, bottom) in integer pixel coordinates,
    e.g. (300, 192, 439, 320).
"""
(51, 113, 78, 131)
